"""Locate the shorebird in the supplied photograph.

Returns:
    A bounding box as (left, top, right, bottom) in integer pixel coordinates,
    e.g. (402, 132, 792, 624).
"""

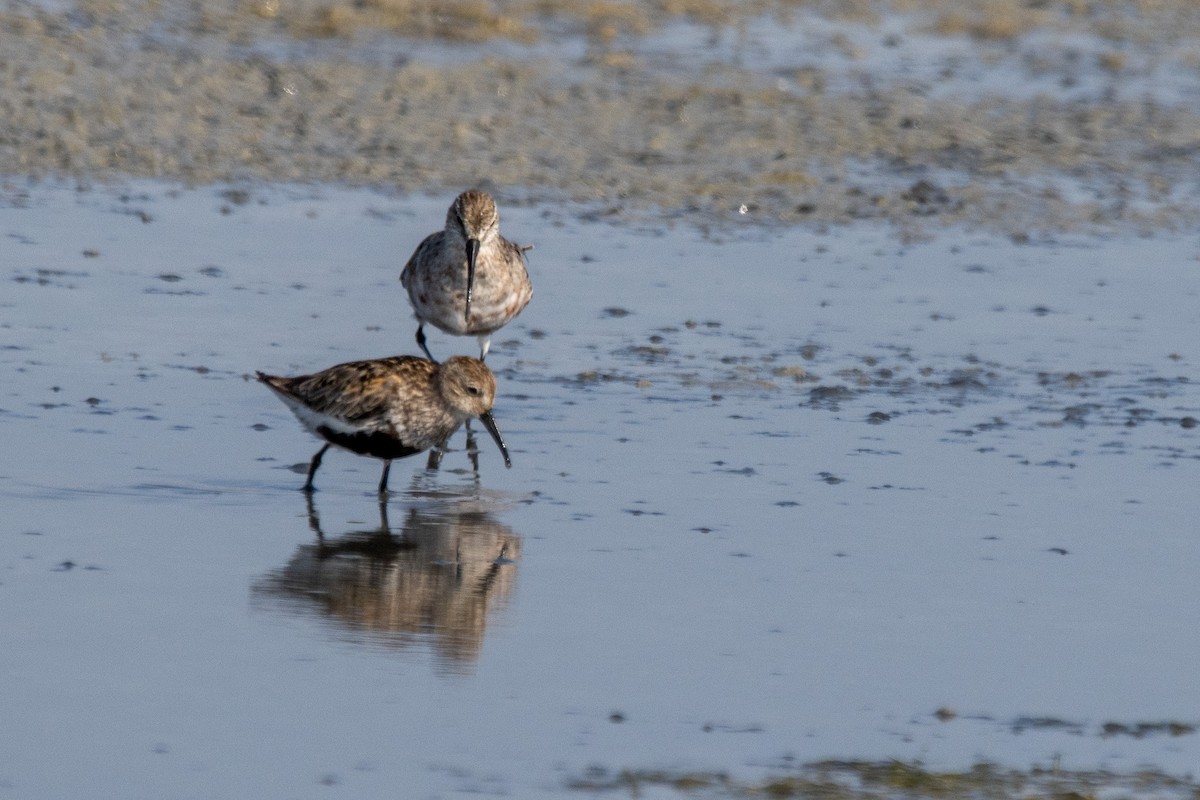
(400, 190, 533, 362)
(257, 355, 511, 494)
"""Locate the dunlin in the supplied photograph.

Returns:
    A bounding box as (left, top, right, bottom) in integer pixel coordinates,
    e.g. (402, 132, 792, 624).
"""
(400, 190, 533, 361)
(257, 355, 511, 494)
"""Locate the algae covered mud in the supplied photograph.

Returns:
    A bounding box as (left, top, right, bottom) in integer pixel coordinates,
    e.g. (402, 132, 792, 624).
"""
(3, 0, 1200, 797)
(3, 0, 1200, 236)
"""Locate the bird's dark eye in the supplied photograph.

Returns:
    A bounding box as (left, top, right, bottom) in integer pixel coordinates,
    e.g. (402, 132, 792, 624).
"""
(466, 385, 480, 396)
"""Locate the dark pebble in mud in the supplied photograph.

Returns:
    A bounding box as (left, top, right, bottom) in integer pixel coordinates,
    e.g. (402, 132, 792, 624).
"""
(602, 307, 632, 318)
(251, 423, 270, 431)
(867, 411, 891, 424)
(808, 385, 854, 407)
(943, 370, 989, 389)
(1181, 416, 1197, 428)
(818, 472, 845, 485)
(901, 179, 955, 215)
(1011, 716, 1084, 735)
(1100, 721, 1197, 738)
(221, 189, 252, 206)
(1048, 547, 1069, 555)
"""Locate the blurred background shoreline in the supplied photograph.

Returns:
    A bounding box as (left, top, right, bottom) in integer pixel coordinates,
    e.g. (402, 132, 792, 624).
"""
(3, 0, 1199, 237)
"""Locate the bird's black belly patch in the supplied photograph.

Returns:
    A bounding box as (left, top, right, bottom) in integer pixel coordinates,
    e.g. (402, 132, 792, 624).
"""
(316, 426, 422, 460)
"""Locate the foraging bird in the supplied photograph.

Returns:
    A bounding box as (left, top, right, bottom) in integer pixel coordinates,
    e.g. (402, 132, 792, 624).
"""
(257, 355, 511, 494)
(400, 190, 533, 362)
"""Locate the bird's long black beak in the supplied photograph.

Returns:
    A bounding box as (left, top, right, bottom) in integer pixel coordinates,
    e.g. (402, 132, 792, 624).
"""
(478, 410, 511, 468)
(465, 237, 480, 323)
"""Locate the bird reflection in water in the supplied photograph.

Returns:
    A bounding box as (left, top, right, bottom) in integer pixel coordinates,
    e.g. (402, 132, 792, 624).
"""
(253, 489, 520, 673)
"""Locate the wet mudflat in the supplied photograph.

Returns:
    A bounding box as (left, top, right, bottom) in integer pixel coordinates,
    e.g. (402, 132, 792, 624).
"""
(1, 184, 1198, 797)
(4, 0, 1200, 236)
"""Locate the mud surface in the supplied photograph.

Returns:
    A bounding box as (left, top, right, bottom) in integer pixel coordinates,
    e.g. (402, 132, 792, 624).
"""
(3, 1, 1200, 235)
(3, 2, 1200, 795)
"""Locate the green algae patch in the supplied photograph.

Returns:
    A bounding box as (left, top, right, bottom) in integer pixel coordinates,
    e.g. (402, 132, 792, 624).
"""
(566, 760, 1200, 799)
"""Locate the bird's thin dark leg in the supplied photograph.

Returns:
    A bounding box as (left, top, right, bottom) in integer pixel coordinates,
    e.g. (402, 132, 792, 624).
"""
(303, 444, 330, 492)
(416, 324, 437, 363)
(378, 459, 392, 495)
(464, 426, 480, 473)
(426, 431, 452, 471)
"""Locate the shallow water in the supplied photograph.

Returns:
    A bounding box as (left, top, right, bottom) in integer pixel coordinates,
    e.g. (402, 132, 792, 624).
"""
(2, 183, 1198, 797)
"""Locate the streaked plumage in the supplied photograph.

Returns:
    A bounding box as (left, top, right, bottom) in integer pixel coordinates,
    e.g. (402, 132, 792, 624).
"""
(257, 355, 511, 493)
(400, 190, 533, 361)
